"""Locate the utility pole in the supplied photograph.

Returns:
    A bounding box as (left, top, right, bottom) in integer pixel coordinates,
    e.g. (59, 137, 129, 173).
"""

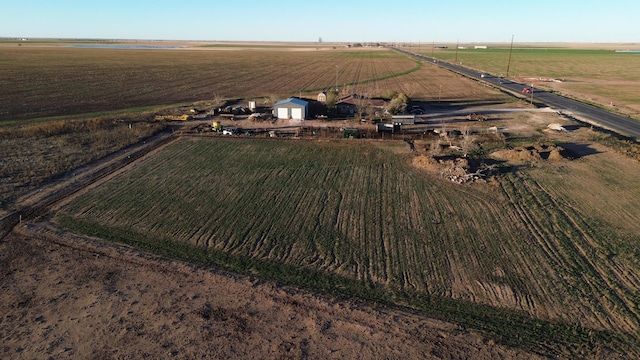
(530, 83, 534, 104)
(506, 35, 514, 77)
(455, 39, 459, 63)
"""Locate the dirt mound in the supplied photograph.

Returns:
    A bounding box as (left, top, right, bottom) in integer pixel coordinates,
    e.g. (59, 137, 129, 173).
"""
(490, 144, 570, 163)
(412, 155, 442, 172)
(412, 155, 492, 184)
(547, 148, 565, 161)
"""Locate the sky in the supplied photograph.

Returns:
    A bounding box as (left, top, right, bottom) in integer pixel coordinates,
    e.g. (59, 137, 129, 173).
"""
(1, 0, 639, 43)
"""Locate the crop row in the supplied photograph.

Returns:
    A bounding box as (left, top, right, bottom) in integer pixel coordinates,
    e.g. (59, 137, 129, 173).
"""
(56, 137, 640, 352)
(498, 171, 640, 333)
(59, 138, 530, 297)
(0, 47, 420, 121)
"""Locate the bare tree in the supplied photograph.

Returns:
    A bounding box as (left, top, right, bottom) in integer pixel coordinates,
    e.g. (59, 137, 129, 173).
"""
(353, 93, 371, 120)
(459, 127, 478, 157)
(430, 138, 443, 156)
(268, 94, 280, 106)
(340, 84, 354, 98)
(211, 93, 225, 108)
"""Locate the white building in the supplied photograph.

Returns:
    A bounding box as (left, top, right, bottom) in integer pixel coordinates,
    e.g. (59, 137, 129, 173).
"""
(273, 98, 309, 120)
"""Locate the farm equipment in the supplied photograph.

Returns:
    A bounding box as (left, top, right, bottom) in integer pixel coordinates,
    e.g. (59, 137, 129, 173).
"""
(466, 113, 487, 122)
(212, 121, 223, 131)
(154, 114, 193, 121)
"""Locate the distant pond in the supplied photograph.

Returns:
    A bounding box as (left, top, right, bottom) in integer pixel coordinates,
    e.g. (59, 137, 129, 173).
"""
(70, 44, 184, 49)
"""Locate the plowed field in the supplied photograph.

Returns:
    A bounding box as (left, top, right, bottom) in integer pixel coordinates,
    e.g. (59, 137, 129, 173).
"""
(57, 137, 640, 355)
(0, 45, 505, 122)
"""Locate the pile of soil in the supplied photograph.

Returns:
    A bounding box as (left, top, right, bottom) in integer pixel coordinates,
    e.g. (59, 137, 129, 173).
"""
(412, 154, 442, 172)
(490, 144, 571, 163)
(412, 155, 492, 184)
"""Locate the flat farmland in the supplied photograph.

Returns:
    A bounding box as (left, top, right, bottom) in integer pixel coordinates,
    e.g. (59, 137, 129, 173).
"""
(57, 137, 640, 355)
(419, 46, 640, 118)
(0, 45, 505, 122)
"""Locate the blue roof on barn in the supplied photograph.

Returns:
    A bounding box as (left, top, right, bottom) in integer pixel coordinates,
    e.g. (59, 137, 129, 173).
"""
(274, 97, 308, 107)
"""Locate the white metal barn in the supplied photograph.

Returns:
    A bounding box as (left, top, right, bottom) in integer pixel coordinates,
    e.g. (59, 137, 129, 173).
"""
(273, 98, 308, 120)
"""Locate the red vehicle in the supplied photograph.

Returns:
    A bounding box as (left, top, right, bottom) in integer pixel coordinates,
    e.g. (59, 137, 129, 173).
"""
(522, 87, 532, 94)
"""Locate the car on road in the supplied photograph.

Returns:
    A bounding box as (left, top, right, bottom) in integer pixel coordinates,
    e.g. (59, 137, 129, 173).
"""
(480, 74, 486, 78)
(222, 129, 233, 135)
(522, 87, 532, 94)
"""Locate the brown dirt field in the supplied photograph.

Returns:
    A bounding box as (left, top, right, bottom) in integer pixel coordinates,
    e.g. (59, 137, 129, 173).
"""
(0, 225, 544, 360)
(3, 42, 639, 357)
(0, 45, 506, 123)
(2, 110, 639, 358)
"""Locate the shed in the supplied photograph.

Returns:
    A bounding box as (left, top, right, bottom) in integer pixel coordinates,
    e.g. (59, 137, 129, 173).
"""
(317, 91, 327, 102)
(273, 98, 309, 120)
(377, 123, 401, 132)
(391, 115, 416, 125)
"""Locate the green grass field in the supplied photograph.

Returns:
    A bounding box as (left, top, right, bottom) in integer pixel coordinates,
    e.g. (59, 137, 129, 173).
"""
(56, 137, 640, 356)
(418, 46, 640, 117)
(428, 47, 640, 80)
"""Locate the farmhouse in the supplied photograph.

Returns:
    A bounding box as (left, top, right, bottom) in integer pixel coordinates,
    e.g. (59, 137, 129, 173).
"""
(273, 97, 309, 120)
(336, 94, 387, 115)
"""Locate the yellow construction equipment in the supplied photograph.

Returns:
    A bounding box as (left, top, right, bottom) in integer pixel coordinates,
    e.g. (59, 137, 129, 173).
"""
(212, 121, 223, 131)
(154, 114, 193, 121)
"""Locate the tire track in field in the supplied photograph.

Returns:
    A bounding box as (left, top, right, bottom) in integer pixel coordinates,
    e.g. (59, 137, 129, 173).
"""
(347, 58, 364, 96)
(520, 175, 640, 331)
(300, 54, 421, 95)
(527, 177, 640, 331)
(500, 172, 640, 332)
(243, 59, 322, 97)
(296, 61, 336, 93)
(499, 173, 613, 327)
(369, 57, 379, 95)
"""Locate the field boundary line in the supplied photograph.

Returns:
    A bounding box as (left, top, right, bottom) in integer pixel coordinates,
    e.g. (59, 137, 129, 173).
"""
(0, 130, 180, 239)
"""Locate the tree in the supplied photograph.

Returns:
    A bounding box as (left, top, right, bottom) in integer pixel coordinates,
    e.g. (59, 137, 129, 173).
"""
(430, 138, 443, 156)
(382, 89, 398, 100)
(353, 93, 372, 120)
(211, 93, 225, 108)
(268, 94, 280, 106)
(325, 89, 339, 108)
(460, 128, 478, 157)
(387, 92, 409, 114)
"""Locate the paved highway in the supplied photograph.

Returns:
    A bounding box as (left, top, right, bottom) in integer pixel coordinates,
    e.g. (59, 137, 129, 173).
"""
(392, 47, 640, 140)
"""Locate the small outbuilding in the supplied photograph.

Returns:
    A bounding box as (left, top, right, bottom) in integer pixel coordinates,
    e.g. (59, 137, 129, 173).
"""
(391, 115, 416, 125)
(377, 123, 401, 133)
(317, 91, 327, 102)
(273, 98, 309, 120)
